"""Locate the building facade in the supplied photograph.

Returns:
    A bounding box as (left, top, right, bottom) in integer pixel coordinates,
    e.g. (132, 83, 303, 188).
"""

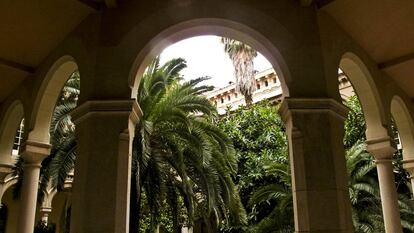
(206, 68, 355, 114)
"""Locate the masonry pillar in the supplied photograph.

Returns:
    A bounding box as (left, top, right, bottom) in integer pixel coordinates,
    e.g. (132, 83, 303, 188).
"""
(367, 138, 403, 233)
(279, 98, 353, 233)
(16, 141, 51, 233)
(70, 100, 141, 233)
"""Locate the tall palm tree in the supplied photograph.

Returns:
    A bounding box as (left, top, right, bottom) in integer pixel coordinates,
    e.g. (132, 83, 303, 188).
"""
(221, 38, 257, 107)
(130, 57, 247, 233)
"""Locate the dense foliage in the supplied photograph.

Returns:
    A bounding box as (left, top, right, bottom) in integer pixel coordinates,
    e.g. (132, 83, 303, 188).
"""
(218, 98, 414, 233)
(217, 102, 288, 232)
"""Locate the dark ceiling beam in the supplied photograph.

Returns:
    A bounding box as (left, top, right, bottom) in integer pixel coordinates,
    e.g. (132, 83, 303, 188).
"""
(77, 0, 102, 11)
(378, 51, 414, 69)
(0, 57, 35, 74)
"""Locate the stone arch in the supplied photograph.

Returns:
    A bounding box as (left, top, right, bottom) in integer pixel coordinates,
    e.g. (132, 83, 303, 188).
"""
(339, 52, 388, 140)
(391, 95, 414, 160)
(28, 56, 78, 144)
(128, 18, 291, 98)
(0, 176, 18, 202)
(41, 188, 58, 211)
(0, 100, 24, 164)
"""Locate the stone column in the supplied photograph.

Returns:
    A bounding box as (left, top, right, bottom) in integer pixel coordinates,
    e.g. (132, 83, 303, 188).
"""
(16, 140, 51, 233)
(40, 207, 52, 224)
(367, 138, 403, 233)
(70, 100, 141, 233)
(279, 98, 353, 233)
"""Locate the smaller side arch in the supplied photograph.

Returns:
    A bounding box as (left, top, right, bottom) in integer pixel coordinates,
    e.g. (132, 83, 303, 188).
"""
(339, 52, 388, 140)
(0, 100, 24, 164)
(29, 56, 78, 144)
(391, 95, 414, 160)
(0, 175, 18, 202)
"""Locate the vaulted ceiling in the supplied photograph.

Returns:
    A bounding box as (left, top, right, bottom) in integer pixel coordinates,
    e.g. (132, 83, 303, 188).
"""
(323, 0, 414, 97)
(0, 0, 413, 103)
(0, 0, 95, 102)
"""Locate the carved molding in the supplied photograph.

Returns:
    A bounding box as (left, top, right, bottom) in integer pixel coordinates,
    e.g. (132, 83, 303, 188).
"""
(278, 97, 349, 123)
(70, 99, 142, 125)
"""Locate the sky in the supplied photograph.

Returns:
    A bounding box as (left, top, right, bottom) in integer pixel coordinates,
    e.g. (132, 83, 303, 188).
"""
(159, 36, 272, 88)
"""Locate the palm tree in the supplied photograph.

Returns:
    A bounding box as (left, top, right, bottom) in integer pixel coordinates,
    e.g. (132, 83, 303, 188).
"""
(221, 38, 257, 107)
(346, 142, 384, 233)
(247, 162, 293, 233)
(130, 57, 247, 233)
(40, 72, 79, 193)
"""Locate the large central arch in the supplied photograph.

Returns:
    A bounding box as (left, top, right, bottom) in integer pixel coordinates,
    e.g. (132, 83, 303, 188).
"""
(128, 18, 291, 98)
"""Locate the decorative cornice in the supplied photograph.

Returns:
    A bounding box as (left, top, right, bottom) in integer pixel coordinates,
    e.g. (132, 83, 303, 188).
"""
(70, 99, 142, 125)
(278, 98, 349, 122)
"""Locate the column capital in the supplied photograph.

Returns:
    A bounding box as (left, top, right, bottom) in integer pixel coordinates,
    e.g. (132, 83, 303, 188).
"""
(366, 137, 396, 160)
(20, 140, 51, 165)
(70, 99, 142, 125)
(39, 206, 52, 214)
(278, 97, 349, 123)
(402, 159, 414, 175)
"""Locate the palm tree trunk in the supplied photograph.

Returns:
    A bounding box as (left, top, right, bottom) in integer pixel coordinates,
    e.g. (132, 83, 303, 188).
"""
(129, 171, 141, 233)
(244, 93, 253, 107)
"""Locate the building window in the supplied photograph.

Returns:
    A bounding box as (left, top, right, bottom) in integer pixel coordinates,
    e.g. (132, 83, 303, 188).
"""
(273, 78, 277, 83)
(257, 84, 261, 90)
(235, 93, 238, 98)
(221, 98, 224, 104)
(13, 119, 24, 155)
(227, 95, 231, 101)
(265, 81, 269, 87)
